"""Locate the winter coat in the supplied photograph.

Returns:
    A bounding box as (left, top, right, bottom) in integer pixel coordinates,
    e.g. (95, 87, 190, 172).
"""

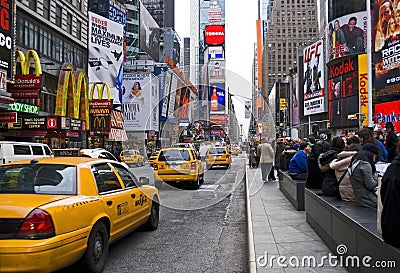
(386, 132, 399, 162)
(280, 148, 297, 171)
(381, 155, 400, 247)
(257, 142, 274, 164)
(329, 151, 357, 202)
(318, 149, 339, 197)
(288, 150, 308, 174)
(275, 142, 285, 169)
(305, 150, 323, 189)
(348, 159, 378, 208)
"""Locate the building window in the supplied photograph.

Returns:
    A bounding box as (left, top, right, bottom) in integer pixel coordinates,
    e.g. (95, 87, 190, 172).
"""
(28, 0, 36, 11)
(43, 0, 50, 20)
(75, 0, 81, 10)
(55, 5, 62, 27)
(76, 21, 81, 40)
(66, 13, 72, 34)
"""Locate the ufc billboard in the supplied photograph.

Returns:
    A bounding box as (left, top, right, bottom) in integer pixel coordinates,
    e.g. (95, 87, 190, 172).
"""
(204, 25, 225, 46)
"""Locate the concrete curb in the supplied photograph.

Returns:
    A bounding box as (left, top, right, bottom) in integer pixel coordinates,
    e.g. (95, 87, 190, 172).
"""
(245, 165, 257, 273)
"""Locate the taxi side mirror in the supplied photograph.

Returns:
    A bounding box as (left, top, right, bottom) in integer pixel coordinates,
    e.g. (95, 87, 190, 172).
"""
(139, 177, 150, 185)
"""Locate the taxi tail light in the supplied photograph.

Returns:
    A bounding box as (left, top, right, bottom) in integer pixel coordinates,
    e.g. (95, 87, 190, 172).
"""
(17, 208, 55, 239)
(153, 163, 158, 170)
(191, 162, 196, 170)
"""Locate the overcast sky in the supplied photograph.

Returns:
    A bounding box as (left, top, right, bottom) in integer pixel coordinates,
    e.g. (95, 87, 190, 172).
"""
(174, 0, 259, 140)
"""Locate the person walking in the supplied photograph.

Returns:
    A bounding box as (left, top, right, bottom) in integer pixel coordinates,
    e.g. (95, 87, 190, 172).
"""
(385, 122, 399, 162)
(380, 143, 400, 247)
(257, 138, 275, 182)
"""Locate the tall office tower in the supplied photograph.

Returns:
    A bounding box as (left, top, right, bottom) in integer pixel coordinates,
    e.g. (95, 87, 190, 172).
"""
(183, 38, 191, 79)
(263, 0, 319, 94)
(141, 0, 174, 28)
(125, 0, 141, 58)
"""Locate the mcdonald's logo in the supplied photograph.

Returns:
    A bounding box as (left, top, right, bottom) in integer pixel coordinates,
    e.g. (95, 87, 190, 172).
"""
(89, 83, 112, 101)
(55, 63, 90, 130)
(91, 116, 110, 131)
(15, 50, 42, 76)
(8, 50, 43, 99)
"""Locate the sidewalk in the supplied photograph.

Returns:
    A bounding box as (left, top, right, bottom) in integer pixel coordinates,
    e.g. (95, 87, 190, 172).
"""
(246, 166, 348, 272)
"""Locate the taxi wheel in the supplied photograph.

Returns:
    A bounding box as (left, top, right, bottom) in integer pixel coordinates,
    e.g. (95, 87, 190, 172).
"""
(191, 177, 200, 190)
(82, 222, 109, 273)
(143, 200, 160, 231)
(200, 173, 204, 185)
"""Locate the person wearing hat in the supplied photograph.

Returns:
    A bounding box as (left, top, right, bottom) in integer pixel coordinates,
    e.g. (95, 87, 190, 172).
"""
(348, 143, 379, 208)
(385, 122, 398, 162)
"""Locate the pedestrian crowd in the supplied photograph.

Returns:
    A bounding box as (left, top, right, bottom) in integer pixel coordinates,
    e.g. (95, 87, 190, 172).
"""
(249, 122, 400, 248)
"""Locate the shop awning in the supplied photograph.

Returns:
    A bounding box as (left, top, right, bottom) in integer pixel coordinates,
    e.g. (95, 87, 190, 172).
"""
(107, 128, 128, 141)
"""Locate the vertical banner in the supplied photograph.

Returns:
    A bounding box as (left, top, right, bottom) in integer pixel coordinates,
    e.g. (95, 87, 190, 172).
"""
(122, 73, 158, 131)
(303, 39, 325, 115)
(209, 83, 225, 115)
(358, 54, 368, 128)
(0, 0, 14, 82)
(88, 12, 124, 104)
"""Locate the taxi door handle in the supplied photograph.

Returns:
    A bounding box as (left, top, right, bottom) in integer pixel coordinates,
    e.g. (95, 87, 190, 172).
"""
(131, 194, 136, 198)
(106, 201, 112, 206)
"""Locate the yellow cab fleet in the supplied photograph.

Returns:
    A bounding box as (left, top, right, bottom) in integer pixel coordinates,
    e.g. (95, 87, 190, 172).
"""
(0, 157, 159, 273)
(205, 146, 231, 169)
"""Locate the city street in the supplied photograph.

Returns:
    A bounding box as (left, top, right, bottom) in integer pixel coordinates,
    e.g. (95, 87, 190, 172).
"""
(57, 154, 248, 273)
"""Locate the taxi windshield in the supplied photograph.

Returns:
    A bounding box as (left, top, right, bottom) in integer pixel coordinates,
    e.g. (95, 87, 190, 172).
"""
(158, 150, 191, 161)
(0, 164, 77, 195)
(209, 148, 226, 154)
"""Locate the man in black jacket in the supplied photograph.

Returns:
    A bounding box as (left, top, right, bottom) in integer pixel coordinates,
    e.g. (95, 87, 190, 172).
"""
(385, 122, 398, 162)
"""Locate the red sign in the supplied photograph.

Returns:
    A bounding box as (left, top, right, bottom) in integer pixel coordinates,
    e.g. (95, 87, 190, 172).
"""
(8, 74, 44, 90)
(89, 99, 113, 116)
(0, 112, 17, 123)
(375, 100, 400, 132)
(205, 25, 225, 45)
(47, 117, 58, 129)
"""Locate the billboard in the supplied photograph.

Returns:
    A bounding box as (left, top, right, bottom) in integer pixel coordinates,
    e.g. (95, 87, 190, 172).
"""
(375, 100, 400, 132)
(327, 55, 367, 128)
(326, 11, 367, 62)
(204, 25, 225, 45)
(209, 59, 225, 83)
(139, 1, 160, 62)
(373, 0, 400, 98)
(209, 83, 225, 115)
(303, 39, 325, 115)
(0, 0, 14, 81)
(88, 12, 124, 104)
(122, 73, 159, 131)
(208, 46, 223, 59)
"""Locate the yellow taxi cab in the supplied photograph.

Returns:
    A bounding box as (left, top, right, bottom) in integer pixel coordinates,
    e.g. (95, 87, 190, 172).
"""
(153, 147, 204, 190)
(148, 151, 159, 167)
(231, 145, 240, 156)
(0, 157, 159, 273)
(119, 149, 145, 167)
(205, 146, 231, 169)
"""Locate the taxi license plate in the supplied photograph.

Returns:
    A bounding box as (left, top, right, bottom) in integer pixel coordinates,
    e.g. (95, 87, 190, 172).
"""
(170, 164, 179, 169)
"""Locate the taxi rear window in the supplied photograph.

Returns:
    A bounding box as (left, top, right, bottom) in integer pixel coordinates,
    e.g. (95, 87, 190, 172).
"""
(158, 150, 191, 161)
(209, 148, 226, 154)
(0, 164, 76, 194)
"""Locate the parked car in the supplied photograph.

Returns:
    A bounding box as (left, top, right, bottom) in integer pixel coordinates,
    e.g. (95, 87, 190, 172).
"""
(153, 147, 204, 190)
(205, 146, 231, 169)
(148, 151, 159, 167)
(0, 141, 53, 164)
(79, 148, 120, 162)
(0, 157, 159, 273)
(120, 149, 145, 167)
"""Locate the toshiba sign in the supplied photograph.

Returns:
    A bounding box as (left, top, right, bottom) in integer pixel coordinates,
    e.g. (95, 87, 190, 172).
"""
(205, 25, 225, 45)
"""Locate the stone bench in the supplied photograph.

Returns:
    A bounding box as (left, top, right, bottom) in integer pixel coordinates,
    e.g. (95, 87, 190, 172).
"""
(305, 188, 400, 273)
(278, 170, 306, 211)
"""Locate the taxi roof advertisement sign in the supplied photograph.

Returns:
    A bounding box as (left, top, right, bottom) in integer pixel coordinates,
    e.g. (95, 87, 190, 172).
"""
(88, 12, 124, 104)
(0, 0, 14, 81)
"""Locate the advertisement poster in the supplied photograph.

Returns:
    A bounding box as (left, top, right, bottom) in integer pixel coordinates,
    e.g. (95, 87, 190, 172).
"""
(209, 83, 225, 115)
(327, 55, 363, 128)
(373, 0, 400, 97)
(122, 73, 158, 131)
(0, 0, 14, 81)
(303, 39, 325, 115)
(292, 76, 299, 126)
(209, 59, 225, 83)
(375, 100, 400, 132)
(88, 12, 124, 104)
(168, 72, 178, 118)
(178, 86, 190, 119)
(139, 1, 160, 62)
(326, 11, 367, 62)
